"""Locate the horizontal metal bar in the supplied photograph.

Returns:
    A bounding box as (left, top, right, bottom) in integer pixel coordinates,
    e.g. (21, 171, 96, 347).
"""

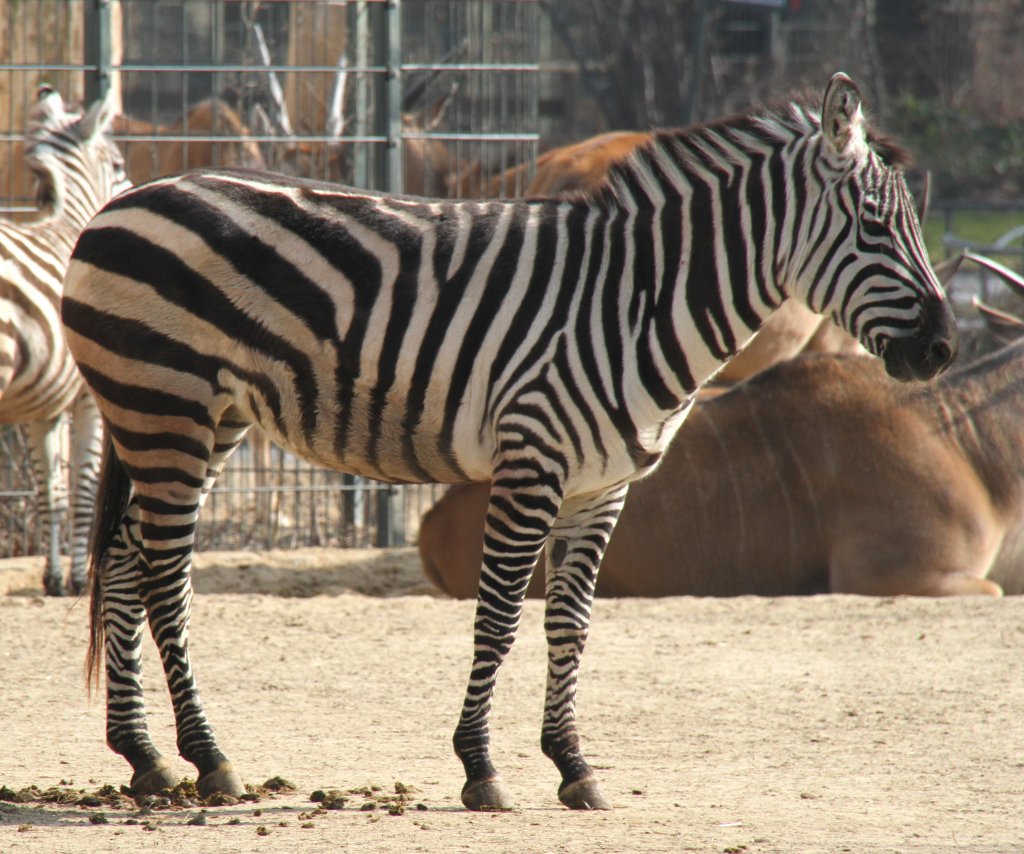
(3, 131, 537, 145)
(401, 131, 540, 142)
(223, 0, 392, 4)
(111, 133, 388, 144)
(115, 63, 388, 75)
(207, 483, 394, 496)
(401, 63, 539, 73)
(0, 63, 386, 76)
(0, 63, 93, 72)
(0, 62, 538, 76)
(0, 131, 388, 145)
(123, 132, 535, 144)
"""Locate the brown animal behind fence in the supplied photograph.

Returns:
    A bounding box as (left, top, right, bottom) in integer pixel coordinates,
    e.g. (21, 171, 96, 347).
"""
(112, 98, 265, 185)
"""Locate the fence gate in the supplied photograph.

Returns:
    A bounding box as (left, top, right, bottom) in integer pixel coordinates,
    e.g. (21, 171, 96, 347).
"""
(0, 0, 539, 557)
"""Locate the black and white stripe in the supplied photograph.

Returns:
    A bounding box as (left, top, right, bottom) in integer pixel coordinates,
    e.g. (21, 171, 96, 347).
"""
(0, 85, 127, 595)
(63, 73, 956, 808)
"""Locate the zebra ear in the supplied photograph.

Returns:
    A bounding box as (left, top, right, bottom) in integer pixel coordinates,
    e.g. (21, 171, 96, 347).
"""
(821, 72, 867, 161)
(79, 87, 118, 141)
(28, 83, 68, 130)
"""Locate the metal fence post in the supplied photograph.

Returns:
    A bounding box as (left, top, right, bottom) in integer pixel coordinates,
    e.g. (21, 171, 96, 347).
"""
(372, 0, 402, 548)
(386, 0, 403, 194)
(84, 0, 112, 103)
(375, 486, 393, 547)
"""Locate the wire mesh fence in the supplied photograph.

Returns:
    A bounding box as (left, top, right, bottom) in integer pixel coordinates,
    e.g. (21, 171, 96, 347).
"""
(2, 0, 542, 208)
(0, 427, 38, 561)
(0, 422, 448, 556)
(0, 0, 538, 559)
(189, 440, 448, 551)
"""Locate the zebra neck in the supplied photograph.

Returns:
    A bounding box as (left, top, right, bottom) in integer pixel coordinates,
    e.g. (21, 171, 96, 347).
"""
(21, 207, 83, 255)
(31, 168, 105, 242)
(589, 201, 779, 412)
(597, 137, 799, 404)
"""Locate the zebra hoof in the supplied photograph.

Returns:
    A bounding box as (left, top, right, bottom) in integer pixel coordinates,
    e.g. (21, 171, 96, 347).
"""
(130, 757, 179, 795)
(197, 763, 245, 799)
(42, 575, 65, 597)
(461, 778, 515, 811)
(558, 777, 612, 810)
(69, 574, 88, 596)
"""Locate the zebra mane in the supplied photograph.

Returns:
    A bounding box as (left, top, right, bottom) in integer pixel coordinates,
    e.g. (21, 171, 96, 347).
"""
(600, 92, 911, 207)
(713, 92, 911, 168)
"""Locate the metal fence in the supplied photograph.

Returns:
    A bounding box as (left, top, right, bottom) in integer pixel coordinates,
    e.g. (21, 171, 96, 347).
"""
(0, 0, 539, 556)
(5, 0, 1021, 560)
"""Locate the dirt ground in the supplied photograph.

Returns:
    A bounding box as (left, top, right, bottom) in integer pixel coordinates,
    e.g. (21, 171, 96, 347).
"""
(1, 547, 1022, 854)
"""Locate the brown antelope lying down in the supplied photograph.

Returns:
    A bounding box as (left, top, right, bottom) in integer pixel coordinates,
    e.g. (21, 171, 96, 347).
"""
(419, 253, 1015, 600)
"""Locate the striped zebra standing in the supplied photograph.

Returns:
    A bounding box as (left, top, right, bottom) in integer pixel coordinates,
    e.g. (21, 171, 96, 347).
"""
(62, 73, 956, 810)
(0, 85, 128, 596)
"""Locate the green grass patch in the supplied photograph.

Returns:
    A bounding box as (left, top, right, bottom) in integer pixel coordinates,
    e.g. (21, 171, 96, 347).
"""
(923, 208, 1024, 262)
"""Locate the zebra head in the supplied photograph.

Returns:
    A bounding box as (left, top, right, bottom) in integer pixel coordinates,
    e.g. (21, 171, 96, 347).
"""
(790, 73, 957, 381)
(24, 84, 130, 229)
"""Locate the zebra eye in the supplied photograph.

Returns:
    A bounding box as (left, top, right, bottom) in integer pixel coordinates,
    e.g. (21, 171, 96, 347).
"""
(858, 194, 889, 236)
(107, 145, 127, 180)
(860, 194, 881, 220)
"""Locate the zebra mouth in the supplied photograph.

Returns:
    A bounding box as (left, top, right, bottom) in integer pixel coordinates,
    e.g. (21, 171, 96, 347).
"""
(26, 158, 58, 208)
(881, 333, 957, 381)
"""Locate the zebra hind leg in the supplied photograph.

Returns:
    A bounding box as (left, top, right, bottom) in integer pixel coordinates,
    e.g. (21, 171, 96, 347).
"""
(99, 416, 250, 797)
(137, 417, 251, 798)
(453, 471, 556, 811)
(26, 416, 70, 596)
(68, 390, 104, 594)
(541, 486, 628, 810)
(97, 504, 180, 794)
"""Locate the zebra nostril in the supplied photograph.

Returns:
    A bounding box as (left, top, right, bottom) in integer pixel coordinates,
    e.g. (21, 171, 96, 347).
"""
(930, 340, 953, 368)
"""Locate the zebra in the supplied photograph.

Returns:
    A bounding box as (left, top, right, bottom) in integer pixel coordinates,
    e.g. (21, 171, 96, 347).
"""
(61, 73, 956, 810)
(0, 84, 128, 596)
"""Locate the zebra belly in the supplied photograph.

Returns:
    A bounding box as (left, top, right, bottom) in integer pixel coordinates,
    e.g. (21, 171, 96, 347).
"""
(228, 368, 496, 486)
(251, 409, 494, 486)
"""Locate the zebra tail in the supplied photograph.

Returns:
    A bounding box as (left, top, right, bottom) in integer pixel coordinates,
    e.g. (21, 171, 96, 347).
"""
(85, 434, 132, 694)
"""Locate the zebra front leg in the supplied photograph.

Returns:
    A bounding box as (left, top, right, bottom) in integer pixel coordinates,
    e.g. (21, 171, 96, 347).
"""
(68, 391, 103, 594)
(541, 486, 627, 810)
(454, 472, 557, 810)
(26, 416, 69, 596)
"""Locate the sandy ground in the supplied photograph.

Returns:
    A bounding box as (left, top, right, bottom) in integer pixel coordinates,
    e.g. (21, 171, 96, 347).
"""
(1, 547, 1022, 854)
